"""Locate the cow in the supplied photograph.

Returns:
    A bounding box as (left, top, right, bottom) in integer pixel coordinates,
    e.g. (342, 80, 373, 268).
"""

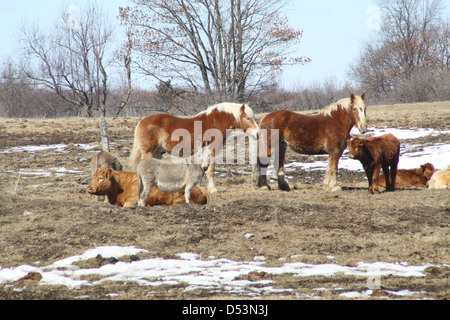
(87, 165, 209, 207)
(347, 134, 400, 194)
(427, 166, 450, 189)
(378, 163, 435, 188)
(90, 151, 123, 175)
(89, 151, 123, 202)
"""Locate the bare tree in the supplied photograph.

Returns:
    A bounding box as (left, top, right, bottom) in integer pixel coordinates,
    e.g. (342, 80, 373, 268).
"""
(17, 4, 131, 117)
(349, 0, 450, 102)
(119, 0, 309, 108)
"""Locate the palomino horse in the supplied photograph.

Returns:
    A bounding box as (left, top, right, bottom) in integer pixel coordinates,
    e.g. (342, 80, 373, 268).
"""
(256, 94, 367, 191)
(130, 102, 260, 193)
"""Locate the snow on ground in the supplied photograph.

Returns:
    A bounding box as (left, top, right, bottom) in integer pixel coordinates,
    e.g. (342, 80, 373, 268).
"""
(272, 127, 450, 176)
(0, 246, 441, 298)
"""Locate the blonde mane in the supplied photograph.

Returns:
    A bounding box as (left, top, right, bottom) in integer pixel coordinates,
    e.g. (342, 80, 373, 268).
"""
(197, 102, 254, 123)
(320, 95, 365, 117)
(320, 97, 352, 117)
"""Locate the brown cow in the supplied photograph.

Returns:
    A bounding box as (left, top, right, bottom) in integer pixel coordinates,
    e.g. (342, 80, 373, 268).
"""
(347, 134, 400, 194)
(89, 151, 123, 202)
(87, 165, 209, 207)
(427, 166, 450, 189)
(378, 163, 435, 188)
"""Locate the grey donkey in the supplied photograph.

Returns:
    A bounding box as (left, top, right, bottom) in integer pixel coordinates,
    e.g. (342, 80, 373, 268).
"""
(137, 140, 211, 206)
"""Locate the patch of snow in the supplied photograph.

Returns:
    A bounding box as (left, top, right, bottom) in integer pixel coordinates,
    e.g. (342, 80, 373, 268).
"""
(0, 246, 440, 298)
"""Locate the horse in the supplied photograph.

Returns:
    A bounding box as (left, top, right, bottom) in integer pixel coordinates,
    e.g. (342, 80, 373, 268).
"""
(137, 140, 212, 206)
(255, 94, 367, 192)
(130, 102, 259, 193)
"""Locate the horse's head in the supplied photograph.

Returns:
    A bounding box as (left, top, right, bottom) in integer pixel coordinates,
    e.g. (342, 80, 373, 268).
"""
(349, 93, 367, 134)
(238, 104, 260, 140)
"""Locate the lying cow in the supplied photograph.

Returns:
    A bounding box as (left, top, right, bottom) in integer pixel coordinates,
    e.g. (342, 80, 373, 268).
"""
(427, 166, 450, 189)
(347, 134, 400, 194)
(90, 151, 123, 175)
(87, 165, 209, 207)
(378, 162, 435, 188)
(89, 151, 123, 202)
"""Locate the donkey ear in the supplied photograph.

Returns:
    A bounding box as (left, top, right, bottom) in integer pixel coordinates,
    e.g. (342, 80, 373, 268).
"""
(361, 93, 366, 101)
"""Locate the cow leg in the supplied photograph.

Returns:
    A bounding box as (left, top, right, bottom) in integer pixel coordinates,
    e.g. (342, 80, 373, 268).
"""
(276, 141, 290, 191)
(382, 165, 392, 191)
(365, 168, 374, 194)
(372, 165, 382, 194)
(389, 161, 398, 192)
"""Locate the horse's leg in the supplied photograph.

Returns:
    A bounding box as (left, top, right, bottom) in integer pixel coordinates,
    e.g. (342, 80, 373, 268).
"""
(256, 146, 271, 190)
(324, 151, 342, 191)
(256, 129, 271, 190)
(205, 163, 217, 193)
(276, 140, 290, 191)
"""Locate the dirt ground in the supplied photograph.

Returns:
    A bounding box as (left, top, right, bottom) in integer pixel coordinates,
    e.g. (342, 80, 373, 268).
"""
(0, 101, 449, 300)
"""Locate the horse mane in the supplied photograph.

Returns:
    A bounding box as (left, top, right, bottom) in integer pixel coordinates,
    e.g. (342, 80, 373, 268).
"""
(321, 96, 362, 117)
(197, 102, 254, 124)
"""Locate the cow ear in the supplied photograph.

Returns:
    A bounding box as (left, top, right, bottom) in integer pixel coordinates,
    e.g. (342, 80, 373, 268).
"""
(106, 168, 113, 178)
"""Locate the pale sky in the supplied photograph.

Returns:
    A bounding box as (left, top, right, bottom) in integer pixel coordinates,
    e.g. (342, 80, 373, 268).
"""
(1, 0, 449, 89)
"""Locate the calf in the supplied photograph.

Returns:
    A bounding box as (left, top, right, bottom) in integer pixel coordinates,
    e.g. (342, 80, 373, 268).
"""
(347, 134, 400, 194)
(427, 166, 450, 189)
(378, 163, 435, 188)
(87, 165, 209, 207)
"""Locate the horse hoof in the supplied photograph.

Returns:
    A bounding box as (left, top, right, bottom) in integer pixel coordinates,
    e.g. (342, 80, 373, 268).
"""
(278, 183, 291, 192)
(258, 185, 271, 191)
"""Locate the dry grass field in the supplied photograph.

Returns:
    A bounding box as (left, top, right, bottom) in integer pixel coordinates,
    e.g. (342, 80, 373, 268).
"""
(0, 101, 449, 300)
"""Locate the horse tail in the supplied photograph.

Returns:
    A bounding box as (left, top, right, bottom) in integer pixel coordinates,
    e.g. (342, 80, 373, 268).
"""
(129, 123, 142, 171)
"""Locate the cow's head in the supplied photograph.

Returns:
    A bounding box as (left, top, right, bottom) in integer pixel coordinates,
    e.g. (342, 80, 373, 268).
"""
(87, 164, 113, 195)
(346, 138, 367, 160)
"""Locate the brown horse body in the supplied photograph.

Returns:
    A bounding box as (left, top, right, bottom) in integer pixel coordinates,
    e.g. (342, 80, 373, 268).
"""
(130, 103, 259, 193)
(256, 94, 367, 191)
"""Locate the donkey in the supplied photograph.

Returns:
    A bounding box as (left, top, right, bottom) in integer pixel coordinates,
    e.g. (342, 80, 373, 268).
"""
(137, 140, 211, 206)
